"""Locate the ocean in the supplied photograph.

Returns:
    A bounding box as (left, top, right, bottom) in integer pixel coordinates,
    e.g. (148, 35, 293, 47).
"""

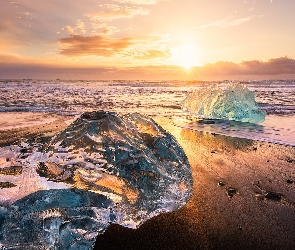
(0, 79, 294, 146)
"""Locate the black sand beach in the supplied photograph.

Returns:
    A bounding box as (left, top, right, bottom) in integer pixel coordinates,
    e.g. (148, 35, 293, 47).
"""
(0, 113, 73, 146)
(95, 117, 295, 250)
(1, 113, 295, 250)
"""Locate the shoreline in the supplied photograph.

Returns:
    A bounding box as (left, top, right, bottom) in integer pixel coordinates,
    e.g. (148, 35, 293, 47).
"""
(0, 113, 294, 249)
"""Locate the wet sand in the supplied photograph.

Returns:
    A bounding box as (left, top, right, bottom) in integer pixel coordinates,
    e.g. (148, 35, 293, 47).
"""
(0, 112, 75, 146)
(95, 116, 295, 250)
(1, 113, 295, 250)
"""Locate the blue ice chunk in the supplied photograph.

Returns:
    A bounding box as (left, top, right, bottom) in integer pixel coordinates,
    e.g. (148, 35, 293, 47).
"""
(0, 111, 193, 250)
(182, 83, 266, 123)
(2, 190, 112, 250)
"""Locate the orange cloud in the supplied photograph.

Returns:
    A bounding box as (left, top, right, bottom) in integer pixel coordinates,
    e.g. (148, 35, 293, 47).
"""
(58, 34, 171, 60)
(58, 35, 133, 57)
(85, 4, 149, 22)
(200, 61, 240, 75)
(65, 19, 87, 35)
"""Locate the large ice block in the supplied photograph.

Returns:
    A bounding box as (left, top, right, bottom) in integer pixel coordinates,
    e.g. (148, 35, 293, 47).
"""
(0, 111, 193, 249)
(182, 83, 266, 123)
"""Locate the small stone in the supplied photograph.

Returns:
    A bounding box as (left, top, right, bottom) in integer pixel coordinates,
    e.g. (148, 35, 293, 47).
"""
(227, 187, 237, 198)
(200, 120, 215, 124)
(0, 182, 17, 189)
(218, 181, 225, 187)
(20, 148, 28, 153)
(0, 166, 22, 175)
(265, 192, 282, 201)
(255, 193, 264, 200)
(287, 159, 293, 163)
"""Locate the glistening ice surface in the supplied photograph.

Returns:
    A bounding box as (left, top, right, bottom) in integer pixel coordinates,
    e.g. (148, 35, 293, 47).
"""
(0, 111, 193, 250)
(182, 83, 266, 123)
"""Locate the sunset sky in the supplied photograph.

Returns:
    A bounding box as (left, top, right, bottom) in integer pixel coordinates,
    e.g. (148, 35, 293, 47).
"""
(1, 0, 295, 80)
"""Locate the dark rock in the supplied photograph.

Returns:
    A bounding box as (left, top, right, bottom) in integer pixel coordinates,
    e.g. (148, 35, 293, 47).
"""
(265, 192, 282, 201)
(0, 165, 22, 175)
(227, 187, 237, 198)
(198, 119, 216, 124)
(0, 182, 16, 189)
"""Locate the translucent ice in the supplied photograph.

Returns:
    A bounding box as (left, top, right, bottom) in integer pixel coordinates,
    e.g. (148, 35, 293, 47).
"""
(0, 111, 192, 249)
(182, 83, 266, 123)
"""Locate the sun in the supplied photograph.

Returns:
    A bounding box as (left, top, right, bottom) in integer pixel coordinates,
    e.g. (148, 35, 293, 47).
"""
(172, 44, 200, 70)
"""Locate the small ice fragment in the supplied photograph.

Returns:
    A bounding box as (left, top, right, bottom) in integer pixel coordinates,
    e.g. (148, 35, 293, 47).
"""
(182, 83, 266, 123)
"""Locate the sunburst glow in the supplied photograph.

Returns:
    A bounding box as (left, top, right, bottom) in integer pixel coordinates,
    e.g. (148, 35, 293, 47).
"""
(172, 44, 200, 70)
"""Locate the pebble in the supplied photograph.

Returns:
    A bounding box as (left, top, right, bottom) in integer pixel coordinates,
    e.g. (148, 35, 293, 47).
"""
(265, 192, 282, 201)
(227, 187, 237, 198)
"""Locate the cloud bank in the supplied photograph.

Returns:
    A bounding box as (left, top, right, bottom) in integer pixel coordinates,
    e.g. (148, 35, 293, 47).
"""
(200, 57, 295, 76)
(1, 56, 295, 80)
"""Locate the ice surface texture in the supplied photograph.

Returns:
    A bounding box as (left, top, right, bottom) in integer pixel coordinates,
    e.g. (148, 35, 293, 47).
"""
(182, 83, 266, 123)
(0, 111, 192, 250)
